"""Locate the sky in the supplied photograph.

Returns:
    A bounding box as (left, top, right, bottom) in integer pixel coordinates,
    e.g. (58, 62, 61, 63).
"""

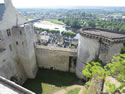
(1, 0, 125, 8)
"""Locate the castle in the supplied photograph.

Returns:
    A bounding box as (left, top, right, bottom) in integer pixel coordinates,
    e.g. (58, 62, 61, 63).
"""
(0, 0, 125, 93)
(76, 28, 125, 78)
(0, 0, 37, 84)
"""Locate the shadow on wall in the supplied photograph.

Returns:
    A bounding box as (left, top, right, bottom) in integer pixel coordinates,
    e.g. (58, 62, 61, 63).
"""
(23, 68, 80, 94)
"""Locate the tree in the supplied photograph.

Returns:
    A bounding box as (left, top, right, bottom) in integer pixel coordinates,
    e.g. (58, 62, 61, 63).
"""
(82, 54, 125, 94)
(87, 20, 96, 28)
(70, 19, 82, 29)
(61, 31, 76, 38)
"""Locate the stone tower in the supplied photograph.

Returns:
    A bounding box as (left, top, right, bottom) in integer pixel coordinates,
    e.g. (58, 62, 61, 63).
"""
(76, 28, 125, 79)
(0, 0, 38, 84)
(12, 23, 38, 78)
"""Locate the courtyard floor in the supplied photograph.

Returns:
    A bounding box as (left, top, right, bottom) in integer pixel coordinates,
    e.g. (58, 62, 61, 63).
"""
(23, 68, 82, 94)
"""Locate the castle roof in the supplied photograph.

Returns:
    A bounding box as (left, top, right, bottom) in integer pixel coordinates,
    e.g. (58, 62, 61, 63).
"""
(80, 28, 125, 39)
(0, 4, 5, 21)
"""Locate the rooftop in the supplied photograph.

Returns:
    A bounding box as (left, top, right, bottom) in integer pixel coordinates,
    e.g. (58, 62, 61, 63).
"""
(0, 4, 5, 21)
(81, 28, 125, 39)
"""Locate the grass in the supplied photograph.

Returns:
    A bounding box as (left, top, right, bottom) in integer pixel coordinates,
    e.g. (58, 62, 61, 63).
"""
(44, 19, 65, 25)
(23, 68, 79, 94)
(67, 88, 81, 94)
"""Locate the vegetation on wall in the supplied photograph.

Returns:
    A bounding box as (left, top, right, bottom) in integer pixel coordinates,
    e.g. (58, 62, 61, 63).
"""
(82, 54, 125, 94)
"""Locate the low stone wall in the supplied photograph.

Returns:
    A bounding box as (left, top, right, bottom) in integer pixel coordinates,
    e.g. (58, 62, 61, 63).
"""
(0, 76, 35, 94)
(35, 45, 77, 72)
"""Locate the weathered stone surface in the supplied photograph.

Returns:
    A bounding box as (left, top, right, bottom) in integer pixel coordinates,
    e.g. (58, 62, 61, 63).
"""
(36, 45, 77, 72)
(0, 0, 38, 84)
(76, 29, 124, 79)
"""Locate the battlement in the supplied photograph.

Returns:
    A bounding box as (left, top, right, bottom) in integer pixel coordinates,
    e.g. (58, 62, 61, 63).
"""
(80, 28, 125, 44)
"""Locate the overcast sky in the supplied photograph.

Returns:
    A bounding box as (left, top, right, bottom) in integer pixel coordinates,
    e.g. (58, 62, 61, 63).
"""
(1, 0, 125, 8)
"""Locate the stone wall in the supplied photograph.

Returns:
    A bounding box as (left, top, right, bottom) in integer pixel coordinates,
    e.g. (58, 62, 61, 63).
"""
(76, 35, 100, 78)
(0, 0, 26, 30)
(0, 27, 27, 84)
(0, 0, 37, 85)
(99, 43, 123, 64)
(0, 45, 27, 85)
(12, 24, 38, 79)
(35, 45, 77, 72)
(76, 34, 124, 79)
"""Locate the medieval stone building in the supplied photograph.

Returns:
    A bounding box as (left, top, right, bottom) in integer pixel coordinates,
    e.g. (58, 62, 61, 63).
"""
(76, 28, 125, 78)
(0, 0, 125, 93)
(0, 0, 37, 84)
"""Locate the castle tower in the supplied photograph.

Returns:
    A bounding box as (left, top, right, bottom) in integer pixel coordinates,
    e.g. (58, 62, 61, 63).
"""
(12, 23, 38, 79)
(76, 28, 125, 79)
(0, 0, 38, 83)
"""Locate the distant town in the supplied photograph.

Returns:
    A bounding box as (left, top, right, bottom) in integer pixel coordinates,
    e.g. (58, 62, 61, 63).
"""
(35, 21, 78, 49)
(18, 7, 125, 32)
(18, 7, 125, 49)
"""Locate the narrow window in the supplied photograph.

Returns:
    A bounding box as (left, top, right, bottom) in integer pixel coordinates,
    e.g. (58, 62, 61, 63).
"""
(22, 41, 24, 45)
(9, 45, 12, 51)
(7, 29, 11, 36)
(16, 41, 18, 45)
(20, 30, 22, 35)
(0, 31, 2, 40)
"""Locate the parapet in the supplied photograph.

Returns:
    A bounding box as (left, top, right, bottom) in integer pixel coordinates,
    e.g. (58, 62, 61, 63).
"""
(0, 76, 35, 94)
(80, 28, 125, 44)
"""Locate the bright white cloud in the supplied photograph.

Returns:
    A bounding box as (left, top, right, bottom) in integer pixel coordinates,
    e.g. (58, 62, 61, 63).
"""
(11, 0, 125, 8)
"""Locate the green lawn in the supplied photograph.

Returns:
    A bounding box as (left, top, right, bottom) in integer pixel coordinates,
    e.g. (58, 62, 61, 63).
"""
(23, 69, 79, 94)
(44, 19, 65, 25)
(67, 88, 81, 94)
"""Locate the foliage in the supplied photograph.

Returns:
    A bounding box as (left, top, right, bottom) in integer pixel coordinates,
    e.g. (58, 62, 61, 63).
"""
(35, 27, 60, 34)
(120, 41, 125, 54)
(120, 48, 125, 54)
(61, 31, 76, 38)
(107, 54, 125, 83)
(82, 62, 109, 80)
(63, 12, 125, 32)
(82, 54, 125, 93)
(87, 20, 96, 28)
(64, 18, 82, 29)
(105, 81, 117, 93)
(71, 44, 76, 48)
